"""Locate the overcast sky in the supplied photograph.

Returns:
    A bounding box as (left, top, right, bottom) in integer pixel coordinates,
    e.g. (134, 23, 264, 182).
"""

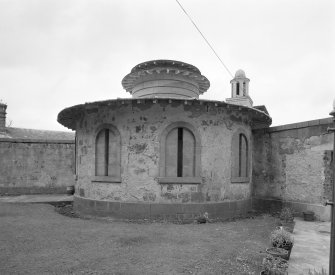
(0, 0, 334, 131)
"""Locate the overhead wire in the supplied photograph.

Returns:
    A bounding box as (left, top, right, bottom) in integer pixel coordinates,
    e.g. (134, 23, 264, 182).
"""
(175, 0, 234, 78)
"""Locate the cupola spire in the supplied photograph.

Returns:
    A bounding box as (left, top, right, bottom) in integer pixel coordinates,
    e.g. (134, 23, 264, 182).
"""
(226, 69, 253, 107)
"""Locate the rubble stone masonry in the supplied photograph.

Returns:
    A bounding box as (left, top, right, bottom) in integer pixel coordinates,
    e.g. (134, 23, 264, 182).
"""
(252, 118, 334, 220)
(0, 138, 75, 195)
(73, 100, 254, 204)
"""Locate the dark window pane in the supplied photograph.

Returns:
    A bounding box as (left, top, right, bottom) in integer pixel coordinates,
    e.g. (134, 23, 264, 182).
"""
(182, 128, 195, 177)
(165, 128, 178, 177)
(108, 129, 120, 178)
(96, 130, 106, 176)
(239, 134, 248, 177)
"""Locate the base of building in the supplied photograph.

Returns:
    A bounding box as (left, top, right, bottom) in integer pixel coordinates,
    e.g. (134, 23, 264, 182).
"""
(0, 186, 67, 196)
(74, 196, 252, 221)
(252, 197, 331, 221)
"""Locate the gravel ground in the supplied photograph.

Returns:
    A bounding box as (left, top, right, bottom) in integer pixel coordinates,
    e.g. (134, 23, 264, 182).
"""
(0, 202, 277, 275)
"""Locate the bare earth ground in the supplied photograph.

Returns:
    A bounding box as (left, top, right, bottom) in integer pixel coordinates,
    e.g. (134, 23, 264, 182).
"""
(0, 202, 277, 275)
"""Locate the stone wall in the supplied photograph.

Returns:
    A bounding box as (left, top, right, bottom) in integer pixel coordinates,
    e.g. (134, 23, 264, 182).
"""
(253, 118, 334, 220)
(74, 100, 254, 204)
(0, 138, 75, 195)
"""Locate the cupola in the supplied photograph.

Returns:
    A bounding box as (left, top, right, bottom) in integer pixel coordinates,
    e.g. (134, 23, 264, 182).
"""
(122, 60, 210, 99)
(226, 69, 253, 107)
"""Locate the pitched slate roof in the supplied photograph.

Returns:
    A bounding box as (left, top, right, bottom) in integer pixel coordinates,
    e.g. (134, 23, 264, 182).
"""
(0, 127, 75, 142)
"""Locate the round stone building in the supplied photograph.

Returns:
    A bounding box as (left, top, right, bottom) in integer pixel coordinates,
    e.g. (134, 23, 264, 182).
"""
(58, 60, 271, 220)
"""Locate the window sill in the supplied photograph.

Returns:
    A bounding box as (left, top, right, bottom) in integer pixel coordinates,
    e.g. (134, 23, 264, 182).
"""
(231, 177, 250, 183)
(158, 177, 202, 184)
(92, 176, 121, 183)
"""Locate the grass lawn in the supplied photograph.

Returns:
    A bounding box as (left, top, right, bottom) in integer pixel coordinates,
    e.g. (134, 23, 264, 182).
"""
(0, 202, 277, 274)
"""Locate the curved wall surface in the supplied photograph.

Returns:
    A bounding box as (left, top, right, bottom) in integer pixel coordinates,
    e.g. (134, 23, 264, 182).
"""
(68, 99, 259, 220)
(58, 59, 271, 220)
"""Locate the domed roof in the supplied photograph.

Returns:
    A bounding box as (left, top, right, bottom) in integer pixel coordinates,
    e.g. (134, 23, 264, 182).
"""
(235, 69, 246, 78)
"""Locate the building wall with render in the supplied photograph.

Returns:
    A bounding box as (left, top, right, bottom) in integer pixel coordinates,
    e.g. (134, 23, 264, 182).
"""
(0, 138, 75, 195)
(74, 100, 253, 205)
(252, 118, 334, 220)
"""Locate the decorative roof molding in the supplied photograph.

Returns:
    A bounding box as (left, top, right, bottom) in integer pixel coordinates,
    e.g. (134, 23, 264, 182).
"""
(57, 98, 272, 131)
(122, 60, 210, 97)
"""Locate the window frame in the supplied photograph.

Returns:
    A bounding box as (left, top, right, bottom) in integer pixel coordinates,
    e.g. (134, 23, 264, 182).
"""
(231, 129, 250, 184)
(92, 124, 121, 183)
(158, 122, 202, 184)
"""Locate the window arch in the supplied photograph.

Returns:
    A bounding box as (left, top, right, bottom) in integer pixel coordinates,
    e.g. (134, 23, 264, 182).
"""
(159, 122, 201, 184)
(94, 125, 121, 182)
(231, 130, 250, 183)
(165, 127, 195, 177)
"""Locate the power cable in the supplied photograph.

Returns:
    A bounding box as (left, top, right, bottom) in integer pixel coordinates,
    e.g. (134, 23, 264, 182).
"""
(175, 0, 234, 78)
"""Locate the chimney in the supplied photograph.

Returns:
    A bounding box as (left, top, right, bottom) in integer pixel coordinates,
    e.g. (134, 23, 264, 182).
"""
(0, 102, 7, 132)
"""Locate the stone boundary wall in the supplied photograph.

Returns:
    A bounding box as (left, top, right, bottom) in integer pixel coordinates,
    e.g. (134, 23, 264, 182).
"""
(253, 117, 334, 221)
(266, 117, 333, 133)
(74, 195, 251, 221)
(252, 197, 331, 221)
(0, 138, 75, 195)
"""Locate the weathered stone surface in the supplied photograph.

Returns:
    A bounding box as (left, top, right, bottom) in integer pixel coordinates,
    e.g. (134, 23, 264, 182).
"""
(252, 197, 331, 221)
(0, 140, 75, 195)
(253, 119, 334, 210)
(74, 196, 252, 221)
(57, 61, 271, 219)
(72, 100, 255, 205)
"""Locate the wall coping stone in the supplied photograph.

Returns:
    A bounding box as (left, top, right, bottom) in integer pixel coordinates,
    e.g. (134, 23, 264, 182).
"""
(0, 137, 74, 144)
(265, 117, 333, 133)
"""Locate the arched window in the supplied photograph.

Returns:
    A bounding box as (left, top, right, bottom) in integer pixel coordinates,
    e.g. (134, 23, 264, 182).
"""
(231, 130, 250, 183)
(159, 122, 201, 184)
(239, 134, 248, 177)
(94, 125, 121, 182)
(236, 82, 240, 95)
(165, 127, 195, 177)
